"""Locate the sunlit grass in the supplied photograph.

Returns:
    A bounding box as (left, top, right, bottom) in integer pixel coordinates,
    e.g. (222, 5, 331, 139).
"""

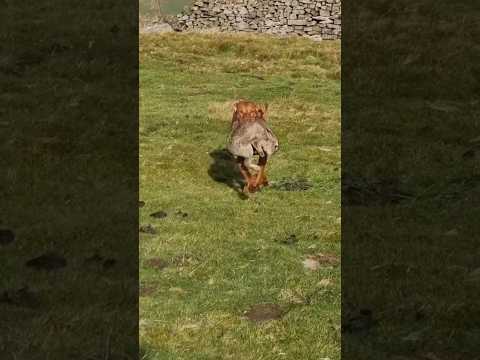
(140, 32, 341, 359)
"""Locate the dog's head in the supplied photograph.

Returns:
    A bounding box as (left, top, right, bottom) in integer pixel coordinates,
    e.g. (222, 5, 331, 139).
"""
(233, 100, 268, 121)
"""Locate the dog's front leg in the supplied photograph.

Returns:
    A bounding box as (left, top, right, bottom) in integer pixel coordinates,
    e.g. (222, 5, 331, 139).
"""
(236, 157, 254, 193)
(254, 155, 269, 188)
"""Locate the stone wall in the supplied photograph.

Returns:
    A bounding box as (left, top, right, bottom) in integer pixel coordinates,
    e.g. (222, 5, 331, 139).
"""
(175, 0, 341, 40)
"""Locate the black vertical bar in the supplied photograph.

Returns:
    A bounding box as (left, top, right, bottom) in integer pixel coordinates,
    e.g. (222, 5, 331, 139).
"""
(342, 0, 480, 358)
(0, 1, 139, 358)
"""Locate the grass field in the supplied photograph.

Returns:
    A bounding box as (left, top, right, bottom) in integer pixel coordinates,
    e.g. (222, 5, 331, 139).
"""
(139, 33, 341, 359)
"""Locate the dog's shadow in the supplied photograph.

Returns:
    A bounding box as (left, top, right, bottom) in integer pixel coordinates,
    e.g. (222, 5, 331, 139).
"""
(208, 148, 248, 199)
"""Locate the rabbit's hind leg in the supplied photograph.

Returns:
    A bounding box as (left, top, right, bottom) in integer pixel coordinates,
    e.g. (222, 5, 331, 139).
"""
(244, 158, 260, 173)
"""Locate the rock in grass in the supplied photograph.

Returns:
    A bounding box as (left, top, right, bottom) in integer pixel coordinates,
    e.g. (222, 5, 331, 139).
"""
(26, 252, 67, 271)
(150, 211, 167, 219)
(318, 278, 332, 287)
(303, 257, 320, 271)
(0, 229, 15, 245)
(141, 23, 174, 34)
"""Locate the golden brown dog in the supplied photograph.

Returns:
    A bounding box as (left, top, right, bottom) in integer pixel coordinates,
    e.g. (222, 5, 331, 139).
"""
(228, 100, 277, 193)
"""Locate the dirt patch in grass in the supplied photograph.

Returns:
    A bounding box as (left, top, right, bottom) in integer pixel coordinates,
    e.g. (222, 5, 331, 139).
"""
(172, 254, 200, 267)
(140, 224, 157, 234)
(145, 258, 168, 270)
(102, 258, 117, 270)
(83, 254, 117, 271)
(84, 253, 104, 265)
(342, 309, 376, 334)
(150, 210, 168, 219)
(311, 253, 340, 266)
(271, 178, 314, 191)
(175, 210, 188, 218)
(276, 234, 299, 245)
(0, 287, 42, 309)
(25, 252, 67, 271)
(140, 283, 159, 297)
(244, 304, 285, 323)
(0, 229, 15, 245)
(303, 253, 340, 271)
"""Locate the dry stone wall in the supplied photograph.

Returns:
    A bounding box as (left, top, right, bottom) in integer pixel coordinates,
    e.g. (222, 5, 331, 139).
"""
(175, 0, 341, 40)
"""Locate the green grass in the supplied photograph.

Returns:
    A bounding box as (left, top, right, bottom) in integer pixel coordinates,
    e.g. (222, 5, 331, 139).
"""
(140, 33, 341, 359)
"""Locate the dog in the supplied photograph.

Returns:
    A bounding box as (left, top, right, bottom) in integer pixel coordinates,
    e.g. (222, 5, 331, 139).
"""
(227, 100, 279, 193)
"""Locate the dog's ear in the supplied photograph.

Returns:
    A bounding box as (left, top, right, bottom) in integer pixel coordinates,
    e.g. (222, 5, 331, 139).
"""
(263, 103, 269, 114)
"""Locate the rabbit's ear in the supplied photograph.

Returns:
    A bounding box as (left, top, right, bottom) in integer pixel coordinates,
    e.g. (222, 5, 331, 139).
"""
(233, 101, 239, 112)
(263, 103, 269, 114)
(252, 142, 265, 157)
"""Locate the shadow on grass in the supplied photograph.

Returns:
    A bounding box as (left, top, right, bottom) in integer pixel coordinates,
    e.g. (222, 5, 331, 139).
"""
(208, 148, 248, 200)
